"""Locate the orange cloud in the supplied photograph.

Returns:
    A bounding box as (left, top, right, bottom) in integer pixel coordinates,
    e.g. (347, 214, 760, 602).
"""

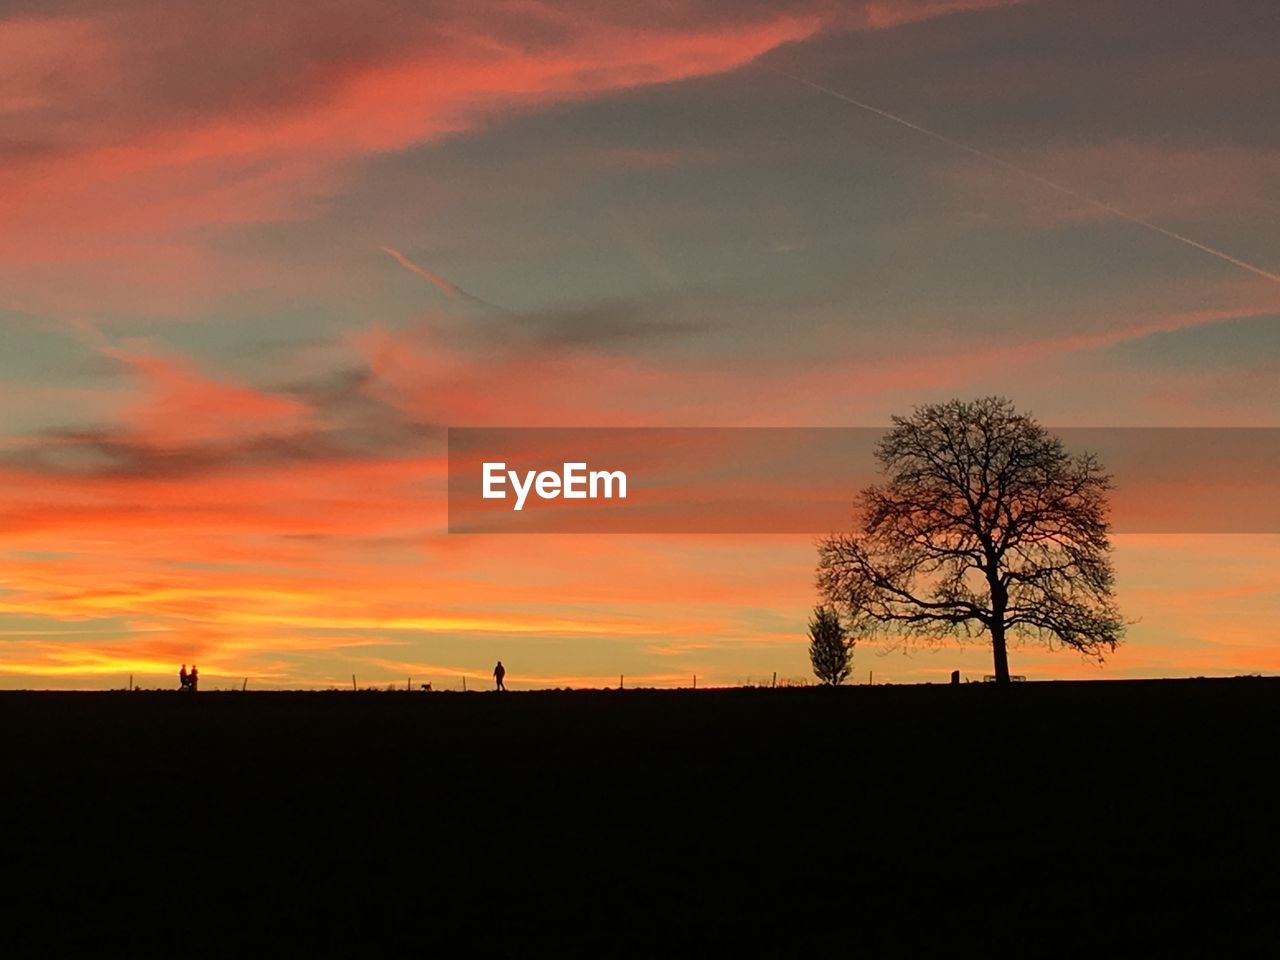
(0, 3, 824, 309)
(1, 1, 1032, 313)
(110, 348, 309, 447)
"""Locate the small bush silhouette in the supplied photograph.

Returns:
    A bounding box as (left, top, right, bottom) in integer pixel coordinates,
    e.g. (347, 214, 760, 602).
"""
(808, 605, 853, 686)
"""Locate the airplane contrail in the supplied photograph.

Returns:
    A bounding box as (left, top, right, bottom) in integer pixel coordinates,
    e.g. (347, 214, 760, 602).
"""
(381, 246, 514, 312)
(776, 70, 1280, 286)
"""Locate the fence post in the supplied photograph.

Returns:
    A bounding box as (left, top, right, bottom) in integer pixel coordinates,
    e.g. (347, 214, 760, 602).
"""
(352, 674, 357, 691)
(462, 675, 466, 692)
(772, 671, 777, 688)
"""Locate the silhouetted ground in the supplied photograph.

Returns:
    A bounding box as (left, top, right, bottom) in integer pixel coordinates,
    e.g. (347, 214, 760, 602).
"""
(2, 679, 1275, 952)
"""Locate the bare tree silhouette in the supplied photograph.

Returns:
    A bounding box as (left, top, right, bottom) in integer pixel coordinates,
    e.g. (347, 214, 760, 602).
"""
(817, 397, 1124, 684)
(808, 605, 853, 686)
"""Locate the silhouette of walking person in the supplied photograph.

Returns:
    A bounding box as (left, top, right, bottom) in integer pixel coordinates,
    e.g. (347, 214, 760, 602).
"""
(189, 664, 199, 693)
(493, 660, 506, 691)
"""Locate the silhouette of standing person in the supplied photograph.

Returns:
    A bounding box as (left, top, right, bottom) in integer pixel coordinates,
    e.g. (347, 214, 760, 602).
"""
(493, 660, 506, 691)
(189, 664, 199, 692)
(179, 664, 189, 690)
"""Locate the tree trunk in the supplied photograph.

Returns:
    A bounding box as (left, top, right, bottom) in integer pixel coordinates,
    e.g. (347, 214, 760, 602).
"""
(988, 573, 1011, 684)
(991, 620, 1011, 684)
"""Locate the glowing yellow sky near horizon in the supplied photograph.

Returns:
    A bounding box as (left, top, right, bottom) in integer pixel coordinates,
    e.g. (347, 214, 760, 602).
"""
(3, 530, 1279, 689)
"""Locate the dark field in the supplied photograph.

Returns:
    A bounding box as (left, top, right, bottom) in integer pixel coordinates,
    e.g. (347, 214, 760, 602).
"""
(3, 679, 1277, 952)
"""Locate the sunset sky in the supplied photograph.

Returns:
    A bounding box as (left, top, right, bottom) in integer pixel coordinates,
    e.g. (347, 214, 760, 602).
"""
(2, 0, 1278, 689)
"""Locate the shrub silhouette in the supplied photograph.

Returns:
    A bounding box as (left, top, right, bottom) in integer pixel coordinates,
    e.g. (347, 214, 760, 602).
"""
(808, 605, 853, 686)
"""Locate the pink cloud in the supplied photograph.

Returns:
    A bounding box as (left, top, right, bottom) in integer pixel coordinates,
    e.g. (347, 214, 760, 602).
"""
(0, 1, 1026, 313)
(0, 5, 824, 283)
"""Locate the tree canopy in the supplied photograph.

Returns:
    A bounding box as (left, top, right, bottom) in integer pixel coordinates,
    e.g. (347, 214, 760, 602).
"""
(817, 397, 1124, 683)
